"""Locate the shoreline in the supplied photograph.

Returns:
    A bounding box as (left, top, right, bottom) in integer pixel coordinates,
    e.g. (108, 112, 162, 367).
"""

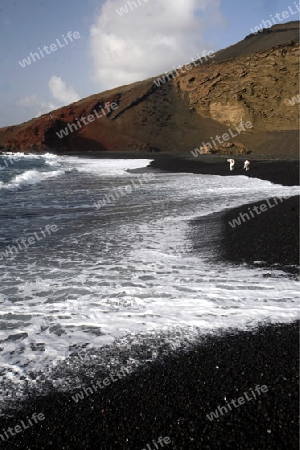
(1, 321, 298, 449)
(222, 195, 299, 270)
(54, 152, 300, 187)
(1, 151, 299, 186)
(148, 154, 300, 187)
(189, 195, 299, 272)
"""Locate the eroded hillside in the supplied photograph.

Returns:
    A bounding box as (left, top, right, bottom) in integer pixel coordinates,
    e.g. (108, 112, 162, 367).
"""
(0, 22, 299, 156)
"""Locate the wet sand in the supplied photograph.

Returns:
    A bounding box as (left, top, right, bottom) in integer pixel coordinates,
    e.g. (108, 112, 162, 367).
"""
(189, 195, 299, 272)
(222, 195, 299, 270)
(151, 153, 299, 270)
(0, 322, 298, 450)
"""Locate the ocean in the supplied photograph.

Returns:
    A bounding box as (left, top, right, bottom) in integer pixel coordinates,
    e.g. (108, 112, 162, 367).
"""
(0, 153, 299, 415)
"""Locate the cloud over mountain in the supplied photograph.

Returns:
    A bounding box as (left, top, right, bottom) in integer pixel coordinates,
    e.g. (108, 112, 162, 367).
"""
(90, 0, 224, 89)
(48, 76, 80, 104)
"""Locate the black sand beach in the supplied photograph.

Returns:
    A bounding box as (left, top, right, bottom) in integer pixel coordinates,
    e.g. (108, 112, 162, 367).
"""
(0, 322, 298, 450)
(189, 195, 299, 272)
(1, 154, 299, 450)
(223, 195, 299, 270)
(153, 154, 299, 270)
(149, 154, 299, 187)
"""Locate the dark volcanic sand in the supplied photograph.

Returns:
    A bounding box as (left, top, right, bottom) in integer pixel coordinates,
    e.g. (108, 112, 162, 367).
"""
(189, 195, 299, 271)
(0, 322, 298, 450)
(223, 196, 299, 270)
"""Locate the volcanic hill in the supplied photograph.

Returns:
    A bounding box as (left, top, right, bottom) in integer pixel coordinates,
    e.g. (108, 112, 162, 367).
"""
(0, 21, 299, 156)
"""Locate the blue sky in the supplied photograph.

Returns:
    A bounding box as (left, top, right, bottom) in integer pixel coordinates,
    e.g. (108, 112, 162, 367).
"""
(0, 0, 298, 127)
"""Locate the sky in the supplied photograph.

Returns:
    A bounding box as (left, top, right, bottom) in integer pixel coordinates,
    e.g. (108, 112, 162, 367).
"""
(0, 0, 298, 127)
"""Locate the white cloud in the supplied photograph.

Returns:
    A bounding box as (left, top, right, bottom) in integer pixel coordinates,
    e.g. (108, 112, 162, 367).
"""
(16, 95, 58, 117)
(48, 76, 80, 104)
(15, 76, 80, 122)
(16, 95, 40, 108)
(90, 0, 224, 89)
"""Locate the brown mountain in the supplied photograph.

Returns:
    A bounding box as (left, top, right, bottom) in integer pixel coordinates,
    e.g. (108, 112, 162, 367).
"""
(0, 21, 299, 156)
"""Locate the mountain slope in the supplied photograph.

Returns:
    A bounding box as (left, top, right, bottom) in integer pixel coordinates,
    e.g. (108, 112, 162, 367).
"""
(0, 22, 299, 156)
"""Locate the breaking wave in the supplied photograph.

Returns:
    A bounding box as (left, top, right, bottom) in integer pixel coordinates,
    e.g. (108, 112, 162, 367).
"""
(0, 169, 65, 190)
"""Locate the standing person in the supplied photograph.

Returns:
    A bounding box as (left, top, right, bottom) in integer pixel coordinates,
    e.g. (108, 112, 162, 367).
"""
(227, 159, 235, 171)
(243, 160, 250, 171)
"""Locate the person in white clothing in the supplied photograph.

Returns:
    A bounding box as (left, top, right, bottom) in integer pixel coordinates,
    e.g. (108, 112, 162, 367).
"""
(243, 160, 250, 171)
(227, 159, 235, 171)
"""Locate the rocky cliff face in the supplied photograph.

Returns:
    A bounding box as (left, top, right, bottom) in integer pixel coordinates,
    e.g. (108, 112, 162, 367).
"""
(0, 22, 299, 156)
(177, 43, 299, 131)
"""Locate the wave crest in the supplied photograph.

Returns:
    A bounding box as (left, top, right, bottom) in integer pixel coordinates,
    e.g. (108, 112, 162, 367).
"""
(2, 169, 64, 190)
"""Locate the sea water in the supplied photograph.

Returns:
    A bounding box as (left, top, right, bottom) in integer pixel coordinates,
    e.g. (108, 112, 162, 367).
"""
(0, 153, 299, 414)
